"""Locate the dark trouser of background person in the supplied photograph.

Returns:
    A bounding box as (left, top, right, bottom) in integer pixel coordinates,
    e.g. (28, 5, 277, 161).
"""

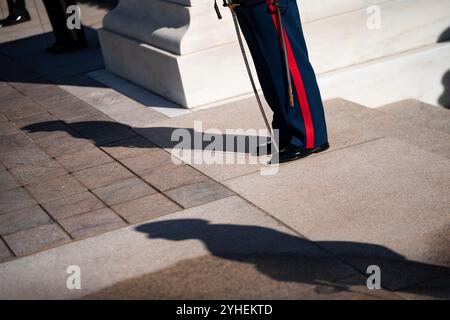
(42, 0, 87, 54)
(0, 0, 30, 28)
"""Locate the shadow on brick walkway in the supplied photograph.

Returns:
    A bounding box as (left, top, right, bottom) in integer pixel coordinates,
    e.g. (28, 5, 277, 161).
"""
(0, 29, 235, 260)
(22, 120, 265, 154)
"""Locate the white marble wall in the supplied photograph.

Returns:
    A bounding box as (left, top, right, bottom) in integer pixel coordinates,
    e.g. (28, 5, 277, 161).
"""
(304, 0, 450, 73)
(318, 42, 450, 108)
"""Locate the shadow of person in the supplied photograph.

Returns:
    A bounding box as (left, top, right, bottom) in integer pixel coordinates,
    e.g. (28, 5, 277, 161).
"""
(134, 219, 450, 299)
(437, 27, 450, 43)
(22, 120, 268, 154)
(438, 70, 450, 109)
(437, 27, 450, 109)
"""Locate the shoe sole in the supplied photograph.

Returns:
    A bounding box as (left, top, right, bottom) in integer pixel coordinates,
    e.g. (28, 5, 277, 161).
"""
(3, 16, 30, 27)
(312, 142, 330, 154)
(271, 142, 330, 164)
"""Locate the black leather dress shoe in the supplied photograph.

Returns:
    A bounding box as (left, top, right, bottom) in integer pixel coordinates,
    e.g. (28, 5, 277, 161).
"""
(45, 42, 60, 53)
(270, 142, 330, 164)
(255, 141, 291, 156)
(0, 12, 30, 28)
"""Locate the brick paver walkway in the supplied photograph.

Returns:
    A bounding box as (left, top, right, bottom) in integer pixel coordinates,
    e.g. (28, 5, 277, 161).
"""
(0, 60, 233, 262)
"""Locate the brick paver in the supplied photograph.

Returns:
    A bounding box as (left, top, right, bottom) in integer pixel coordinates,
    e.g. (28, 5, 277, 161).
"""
(121, 148, 174, 176)
(165, 179, 234, 209)
(9, 158, 67, 185)
(0, 238, 13, 263)
(36, 93, 81, 111)
(17, 118, 67, 141)
(72, 119, 137, 145)
(92, 177, 157, 206)
(112, 193, 182, 224)
(0, 121, 19, 135)
(12, 112, 57, 130)
(0, 96, 45, 120)
(0, 83, 23, 102)
(34, 131, 92, 158)
(0, 169, 20, 192)
(55, 144, 114, 172)
(25, 174, 87, 204)
(58, 208, 126, 240)
(72, 162, 134, 189)
(142, 164, 209, 192)
(0, 205, 52, 236)
(42, 191, 105, 220)
(0, 132, 33, 151)
(0, 145, 49, 168)
(0, 187, 37, 215)
(0, 73, 241, 261)
(3, 223, 71, 257)
(10, 82, 75, 107)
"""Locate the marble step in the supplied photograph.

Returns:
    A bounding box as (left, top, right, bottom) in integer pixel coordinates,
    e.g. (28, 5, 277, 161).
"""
(318, 42, 450, 108)
(325, 98, 450, 159)
(378, 99, 450, 135)
(299, 0, 388, 24)
(223, 134, 450, 291)
(304, 0, 450, 74)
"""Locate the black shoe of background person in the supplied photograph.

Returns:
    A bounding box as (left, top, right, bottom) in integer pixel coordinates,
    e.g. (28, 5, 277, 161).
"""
(0, 11, 31, 28)
(270, 142, 330, 164)
(51, 41, 87, 55)
(45, 41, 61, 53)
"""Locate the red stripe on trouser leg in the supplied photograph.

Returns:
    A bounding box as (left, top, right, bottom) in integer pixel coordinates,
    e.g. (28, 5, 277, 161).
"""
(269, 2, 315, 149)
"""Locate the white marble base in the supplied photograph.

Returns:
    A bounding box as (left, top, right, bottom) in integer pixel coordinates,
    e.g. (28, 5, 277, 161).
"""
(87, 69, 192, 118)
(318, 42, 450, 108)
(98, 27, 257, 109)
(305, 0, 450, 74)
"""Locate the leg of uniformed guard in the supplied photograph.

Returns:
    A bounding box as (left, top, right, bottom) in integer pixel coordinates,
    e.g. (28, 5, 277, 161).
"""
(280, 0, 328, 149)
(235, 5, 293, 149)
(236, 0, 328, 158)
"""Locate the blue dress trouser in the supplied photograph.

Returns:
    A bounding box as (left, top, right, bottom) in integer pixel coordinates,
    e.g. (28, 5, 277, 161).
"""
(235, 0, 328, 149)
